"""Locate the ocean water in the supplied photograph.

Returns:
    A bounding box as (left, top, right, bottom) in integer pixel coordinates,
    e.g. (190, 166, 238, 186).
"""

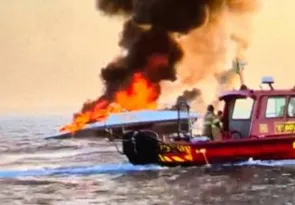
(1, 114, 295, 205)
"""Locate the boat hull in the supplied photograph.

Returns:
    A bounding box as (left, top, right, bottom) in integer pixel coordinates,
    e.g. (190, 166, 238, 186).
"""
(122, 131, 295, 166)
(47, 110, 197, 140)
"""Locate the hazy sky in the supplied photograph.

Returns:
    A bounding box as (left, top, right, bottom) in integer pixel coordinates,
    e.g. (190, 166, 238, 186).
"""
(0, 0, 123, 114)
(1, 0, 295, 114)
(245, 0, 295, 86)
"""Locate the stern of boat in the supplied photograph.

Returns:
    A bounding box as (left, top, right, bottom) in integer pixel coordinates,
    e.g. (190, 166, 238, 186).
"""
(122, 130, 161, 165)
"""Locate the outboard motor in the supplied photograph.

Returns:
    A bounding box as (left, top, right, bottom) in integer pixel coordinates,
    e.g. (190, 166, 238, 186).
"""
(122, 130, 160, 165)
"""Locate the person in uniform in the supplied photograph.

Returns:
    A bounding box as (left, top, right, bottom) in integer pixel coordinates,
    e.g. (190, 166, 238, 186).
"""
(202, 105, 220, 140)
(212, 111, 223, 140)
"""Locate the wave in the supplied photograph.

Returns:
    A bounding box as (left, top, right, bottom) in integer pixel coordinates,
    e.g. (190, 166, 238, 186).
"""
(1, 158, 295, 179)
(0, 162, 165, 178)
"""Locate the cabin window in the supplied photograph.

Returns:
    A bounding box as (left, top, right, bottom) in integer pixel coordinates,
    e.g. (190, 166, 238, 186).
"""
(287, 97, 295, 117)
(232, 98, 254, 120)
(265, 97, 286, 118)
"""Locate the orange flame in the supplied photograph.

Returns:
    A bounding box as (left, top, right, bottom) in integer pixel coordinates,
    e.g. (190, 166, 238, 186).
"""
(60, 72, 160, 134)
(115, 73, 159, 110)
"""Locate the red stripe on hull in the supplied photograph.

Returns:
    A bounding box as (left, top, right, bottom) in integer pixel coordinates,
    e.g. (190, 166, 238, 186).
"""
(160, 136, 295, 166)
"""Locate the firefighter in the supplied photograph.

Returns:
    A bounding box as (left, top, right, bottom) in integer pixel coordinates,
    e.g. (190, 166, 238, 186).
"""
(202, 104, 220, 140)
(212, 110, 223, 140)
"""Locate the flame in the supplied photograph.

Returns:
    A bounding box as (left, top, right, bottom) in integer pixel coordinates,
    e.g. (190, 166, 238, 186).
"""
(115, 73, 159, 110)
(60, 72, 160, 134)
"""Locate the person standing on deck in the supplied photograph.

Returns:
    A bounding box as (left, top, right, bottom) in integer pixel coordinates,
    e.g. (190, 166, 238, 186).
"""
(212, 111, 223, 140)
(217, 111, 223, 127)
(202, 105, 220, 140)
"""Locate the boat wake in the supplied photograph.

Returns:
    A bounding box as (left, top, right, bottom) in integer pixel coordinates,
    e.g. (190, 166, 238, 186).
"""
(1, 159, 295, 179)
(0, 163, 166, 178)
(229, 158, 295, 167)
(0, 146, 115, 170)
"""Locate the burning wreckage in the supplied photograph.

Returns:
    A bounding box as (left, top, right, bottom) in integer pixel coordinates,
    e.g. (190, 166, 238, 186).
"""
(53, 0, 257, 139)
(50, 1, 295, 167)
(48, 89, 201, 140)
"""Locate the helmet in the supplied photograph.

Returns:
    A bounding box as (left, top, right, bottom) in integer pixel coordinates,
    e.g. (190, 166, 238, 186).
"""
(207, 104, 214, 112)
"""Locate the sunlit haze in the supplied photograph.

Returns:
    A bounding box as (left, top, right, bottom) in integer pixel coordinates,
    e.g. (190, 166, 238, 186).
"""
(0, 0, 294, 114)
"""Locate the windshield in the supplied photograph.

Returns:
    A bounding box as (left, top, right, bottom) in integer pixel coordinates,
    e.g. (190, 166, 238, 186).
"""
(232, 98, 254, 120)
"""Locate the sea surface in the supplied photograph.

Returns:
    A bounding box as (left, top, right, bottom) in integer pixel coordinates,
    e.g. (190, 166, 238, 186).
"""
(1, 114, 295, 205)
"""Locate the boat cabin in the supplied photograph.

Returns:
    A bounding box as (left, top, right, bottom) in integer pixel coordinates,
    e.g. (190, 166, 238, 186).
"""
(219, 76, 295, 139)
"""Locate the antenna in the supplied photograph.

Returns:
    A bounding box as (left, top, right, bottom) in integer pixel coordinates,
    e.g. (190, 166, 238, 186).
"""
(232, 58, 247, 89)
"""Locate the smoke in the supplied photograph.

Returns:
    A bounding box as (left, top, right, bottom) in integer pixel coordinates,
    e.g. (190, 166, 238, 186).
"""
(96, 0, 133, 16)
(159, 0, 260, 111)
(77, 20, 183, 114)
(97, 0, 226, 33)
(168, 88, 204, 110)
(179, 88, 202, 103)
(93, 0, 260, 114)
(100, 23, 183, 98)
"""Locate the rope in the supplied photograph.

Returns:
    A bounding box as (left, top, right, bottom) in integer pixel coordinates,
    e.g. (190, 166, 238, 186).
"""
(197, 148, 210, 167)
(111, 140, 124, 155)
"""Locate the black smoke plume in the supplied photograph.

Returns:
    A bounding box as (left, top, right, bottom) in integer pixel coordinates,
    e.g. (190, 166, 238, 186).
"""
(78, 19, 183, 114)
(95, 0, 222, 106)
(77, 0, 257, 115)
(83, 0, 223, 115)
(97, 0, 225, 33)
(100, 21, 183, 100)
(96, 0, 133, 16)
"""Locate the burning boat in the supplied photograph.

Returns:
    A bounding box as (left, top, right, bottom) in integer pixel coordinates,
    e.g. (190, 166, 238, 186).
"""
(50, 52, 201, 140)
(47, 109, 199, 140)
(52, 56, 295, 167)
(48, 1, 280, 166)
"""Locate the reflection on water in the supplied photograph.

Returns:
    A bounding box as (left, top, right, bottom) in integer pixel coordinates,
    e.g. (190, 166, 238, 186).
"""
(0, 115, 295, 204)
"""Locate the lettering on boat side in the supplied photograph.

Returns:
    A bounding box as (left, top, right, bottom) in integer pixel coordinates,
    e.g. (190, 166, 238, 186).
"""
(158, 145, 193, 162)
(259, 123, 268, 133)
(177, 145, 191, 153)
(160, 144, 172, 153)
(274, 122, 295, 134)
(160, 144, 191, 153)
(181, 146, 193, 161)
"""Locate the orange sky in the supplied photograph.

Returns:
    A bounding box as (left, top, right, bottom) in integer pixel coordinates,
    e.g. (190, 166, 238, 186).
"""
(0, 0, 123, 114)
(0, 0, 294, 114)
(245, 0, 295, 87)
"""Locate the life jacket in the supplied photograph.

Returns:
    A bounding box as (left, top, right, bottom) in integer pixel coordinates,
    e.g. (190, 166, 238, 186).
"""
(203, 111, 222, 138)
(202, 112, 214, 137)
